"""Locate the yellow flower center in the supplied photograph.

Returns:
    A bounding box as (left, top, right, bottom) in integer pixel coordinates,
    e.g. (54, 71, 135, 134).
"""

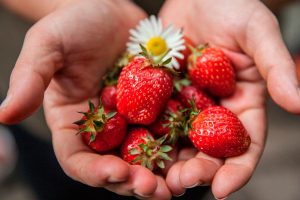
(146, 36, 168, 56)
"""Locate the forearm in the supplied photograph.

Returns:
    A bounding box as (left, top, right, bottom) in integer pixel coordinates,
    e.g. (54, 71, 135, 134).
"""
(1, 0, 69, 21)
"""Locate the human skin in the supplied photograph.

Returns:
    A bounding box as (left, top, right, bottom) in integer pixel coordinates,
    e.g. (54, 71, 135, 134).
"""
(0, 0, 173, 199)
(1, 0, 300, 199)
(159, 0, 300, 199)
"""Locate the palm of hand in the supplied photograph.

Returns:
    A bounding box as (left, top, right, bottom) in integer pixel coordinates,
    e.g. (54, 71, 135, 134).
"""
(159, 0, 270, 198)
(8, 0, 170, 199)
(41, 1, 174, 199)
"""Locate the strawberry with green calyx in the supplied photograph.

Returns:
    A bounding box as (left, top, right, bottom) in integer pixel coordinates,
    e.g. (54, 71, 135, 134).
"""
(149, 99, 186, 145)
(188, 106, 251, 158)
(121, 128, 173, 171)
(117, 45, 174, 125)
(188, 45, 236, 97)
(74, 101, 127, 153)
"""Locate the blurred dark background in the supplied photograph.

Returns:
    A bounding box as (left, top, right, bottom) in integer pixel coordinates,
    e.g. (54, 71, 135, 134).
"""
(0, 1, 300, 200)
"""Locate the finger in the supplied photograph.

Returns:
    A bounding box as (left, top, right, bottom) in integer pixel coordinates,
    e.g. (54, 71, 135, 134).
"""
(106, 165, 158, 197)
(0, 25, 63, 124)
(159, 146, 196, 176)
(161, 146, 178, 175)
(242, 7, 300, 113)
(177, 147, 198, 161)
(135, 176, 171, 200)
(52, 127, 131, 188)
(221, 49, 263, 82)
(212, 123, 263, 199)
(107, 167, 172, 200)
(166, 161, 186, 196)
(221, 82, 266, 115)
(212, 164, 252, 200)
(180, 152, 223, 188)
(220, 48, 254, 71)
(213, 100, 267, 199)
(150, 176, 172, 200)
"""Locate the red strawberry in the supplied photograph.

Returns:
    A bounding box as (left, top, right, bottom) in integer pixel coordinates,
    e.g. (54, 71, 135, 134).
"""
(150, 99, 185, 145)
(189, 106, 251, 158)
(100, 85, 117, 110)
(74, 101, 127, 153)
(176, 36, 195, 73)
(177, 85, 216, 110)
(117, 53, 173, 125)
(121, 128, 172, 171)
(188, 46, 236, 97)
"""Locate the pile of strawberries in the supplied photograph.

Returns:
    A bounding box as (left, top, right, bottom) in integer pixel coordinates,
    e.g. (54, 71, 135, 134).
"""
(74, 37, 251, 171)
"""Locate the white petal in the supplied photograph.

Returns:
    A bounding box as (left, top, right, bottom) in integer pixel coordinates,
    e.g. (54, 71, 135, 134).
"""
(168, 40, 185, 49)
(129, 29, 140, 39)
(161, 25, 174, 38)
(172, 59, 180, 69)
(127, 16, 185, 69)
(166, 33, 184, 45)
(130, 27, 149, 42)
(140, 18, 155, 38)
(150, 15, 159, 36)
(157, 18, 163, 35)
(171, 51, 184, 59)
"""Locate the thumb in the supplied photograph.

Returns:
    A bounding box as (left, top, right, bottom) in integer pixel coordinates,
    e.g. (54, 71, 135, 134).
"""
(243, 8, 300, 113)
(0, 26, 63, 124)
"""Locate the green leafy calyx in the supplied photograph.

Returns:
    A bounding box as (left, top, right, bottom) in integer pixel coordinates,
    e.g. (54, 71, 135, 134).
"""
(73, 101, 116, 143)
(138, 44, 176, 72)
(130, 134, 172, 171)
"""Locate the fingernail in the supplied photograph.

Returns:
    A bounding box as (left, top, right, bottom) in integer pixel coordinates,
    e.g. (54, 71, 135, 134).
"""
(0, 95, 10, 108)
(107, 176, 126, 183)
(215, 196, 228, 200)
(174, 191, 186, 197)
(134, 195, 144, 200)
(184, 181, 203, 188)
(133, 189, 153, 199)
(134, 192, 152, 199)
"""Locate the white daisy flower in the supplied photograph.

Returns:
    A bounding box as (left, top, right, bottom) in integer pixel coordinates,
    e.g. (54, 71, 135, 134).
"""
(127, 15, 185, 69)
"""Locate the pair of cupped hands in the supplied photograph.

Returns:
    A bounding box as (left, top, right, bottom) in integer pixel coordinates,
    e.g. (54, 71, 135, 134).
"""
(0, 0, 299, 199)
